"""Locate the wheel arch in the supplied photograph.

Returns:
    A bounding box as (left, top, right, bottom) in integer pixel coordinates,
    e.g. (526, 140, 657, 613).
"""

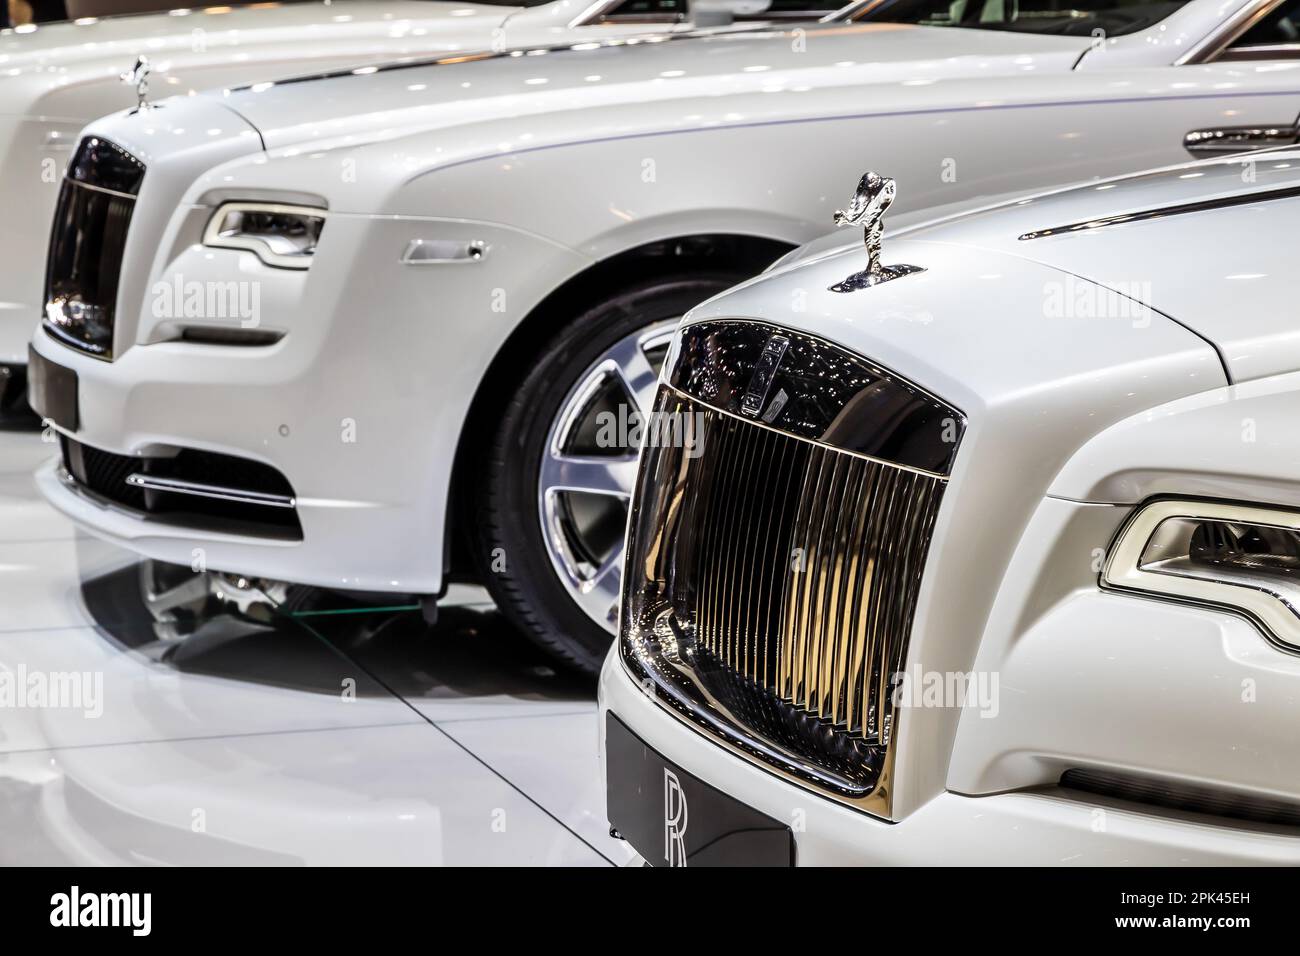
(442, 231, 795, 582)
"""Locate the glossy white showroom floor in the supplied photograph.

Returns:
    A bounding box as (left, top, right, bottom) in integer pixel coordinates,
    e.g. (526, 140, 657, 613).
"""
(0, 426, 633, 866)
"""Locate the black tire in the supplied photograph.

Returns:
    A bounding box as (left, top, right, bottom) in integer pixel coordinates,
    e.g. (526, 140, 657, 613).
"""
(0, 364, 40, 429)
(473, 272, 742, 674)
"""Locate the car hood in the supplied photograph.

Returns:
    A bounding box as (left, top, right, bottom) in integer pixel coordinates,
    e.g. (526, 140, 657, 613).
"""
(897, 149, 1300, 383)
(218, 23, 1091, 151)
(0, 0, 515, 121)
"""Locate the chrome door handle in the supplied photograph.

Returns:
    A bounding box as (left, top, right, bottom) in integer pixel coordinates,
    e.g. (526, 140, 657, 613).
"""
(1184, 121, 1300, 156)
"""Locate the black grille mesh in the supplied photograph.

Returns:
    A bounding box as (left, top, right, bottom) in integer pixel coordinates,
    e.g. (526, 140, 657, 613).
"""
(67, 437, 146, 510)
(60, 437, 300, 539)
(1062, 769, 1300, 829)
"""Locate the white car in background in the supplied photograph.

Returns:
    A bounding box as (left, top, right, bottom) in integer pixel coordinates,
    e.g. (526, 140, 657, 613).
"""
(26, 0, 1300, 673)
(603, 153, 1300, 865)
(0, 0, 837, 413)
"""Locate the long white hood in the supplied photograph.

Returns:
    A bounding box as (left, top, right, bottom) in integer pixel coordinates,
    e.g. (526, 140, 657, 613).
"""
(219, 23, 1090, 151)
(898, 150, 1300, 383)
(0, 1, 519, 121)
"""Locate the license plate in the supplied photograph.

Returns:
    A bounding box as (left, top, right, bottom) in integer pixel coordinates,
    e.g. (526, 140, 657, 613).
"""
(26, 344, 78, 431)
(605, 714, 794, 867)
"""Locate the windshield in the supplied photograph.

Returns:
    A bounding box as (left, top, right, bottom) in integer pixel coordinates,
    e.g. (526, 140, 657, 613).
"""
(853, 0, 1193, 37)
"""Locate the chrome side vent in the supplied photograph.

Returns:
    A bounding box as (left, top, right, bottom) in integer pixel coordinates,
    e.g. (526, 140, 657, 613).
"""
(622, 320, 963, 817)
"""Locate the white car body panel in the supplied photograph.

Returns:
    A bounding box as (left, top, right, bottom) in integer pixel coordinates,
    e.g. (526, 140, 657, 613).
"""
(655, 226, 1225, 821)
(899, 153, 1300, 383)
(601, 154, 1300, 863)
(1051, 368, 1300, 506)
(948, 497, 1300, 803)
(27, 4, 1300, 598)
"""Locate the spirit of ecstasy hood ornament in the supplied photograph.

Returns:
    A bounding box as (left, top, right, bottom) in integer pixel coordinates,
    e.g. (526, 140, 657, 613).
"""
(120, 56, 152, 113)
(829, 171, 924, 293)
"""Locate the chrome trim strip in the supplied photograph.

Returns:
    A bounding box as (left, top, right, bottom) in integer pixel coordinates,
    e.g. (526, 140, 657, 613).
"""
(567, 0, 624, 28)
(1184, 121, 1300, 156)
(41, 323, 113, 362)
(820, 1, 861, 21)
(125, 473, 296, 509)
(229, 24, 799, 90)
(835, 0, 886, 21)
(1177, 0, 1288, 65)
(61, 176, 137, 202)
(670, 319, 965, 474)
(1217, 41, 1300, 59)
(1018, 183, 1300, 240)
(664, 383, 950, 480)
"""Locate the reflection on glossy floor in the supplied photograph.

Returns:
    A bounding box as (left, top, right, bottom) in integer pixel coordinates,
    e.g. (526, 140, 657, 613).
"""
(0, 426, 631, 866)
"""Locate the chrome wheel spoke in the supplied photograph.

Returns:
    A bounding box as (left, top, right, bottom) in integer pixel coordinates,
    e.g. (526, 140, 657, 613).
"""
(579, 555, 623, 624)
(588, 551, 621, 587)
(538, 318, 678, 634)
(540, 451, 638, 499)
(606, 331, 663, 415)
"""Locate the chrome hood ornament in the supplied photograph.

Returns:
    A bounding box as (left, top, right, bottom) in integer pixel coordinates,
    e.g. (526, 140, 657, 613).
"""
(120, 56, 152, 112)
(829, 171, 924, 293)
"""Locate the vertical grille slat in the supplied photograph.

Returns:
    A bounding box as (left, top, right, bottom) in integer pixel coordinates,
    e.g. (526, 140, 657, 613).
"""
(830, 460, 868, 725)
(622, 321, 964, 814)
(720, 420, 751, 669)
(741, 428, 764, 680)
(763, 433, 804, 689)
(863, 470, 902, 740)
(843, 464, 872, 713)
(779, 446, 814, 699)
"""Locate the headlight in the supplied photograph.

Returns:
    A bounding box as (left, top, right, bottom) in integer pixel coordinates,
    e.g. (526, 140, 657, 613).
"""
(1102, 498, 1300, 651)
(202, 202, 326, 269)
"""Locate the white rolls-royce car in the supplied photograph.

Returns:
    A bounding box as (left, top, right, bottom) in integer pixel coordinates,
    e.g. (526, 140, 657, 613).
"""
(0, 0, 837, 414)
(26, 0, 1300, 672)
(601, 155, 1300, 865)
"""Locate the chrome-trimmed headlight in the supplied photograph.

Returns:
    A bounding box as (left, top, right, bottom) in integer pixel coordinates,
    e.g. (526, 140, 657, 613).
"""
(1102, 498, 1300, 652)
(202, 202, 326, 269)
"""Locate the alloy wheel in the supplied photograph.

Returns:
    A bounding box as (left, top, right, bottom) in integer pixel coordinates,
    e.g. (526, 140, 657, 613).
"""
(538, 320, 677, 632)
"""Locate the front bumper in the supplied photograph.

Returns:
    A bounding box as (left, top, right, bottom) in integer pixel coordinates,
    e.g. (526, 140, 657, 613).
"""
(599, 652, 1300, 866)
(25, 122, 591, 590)
(30, 325, 444, 593)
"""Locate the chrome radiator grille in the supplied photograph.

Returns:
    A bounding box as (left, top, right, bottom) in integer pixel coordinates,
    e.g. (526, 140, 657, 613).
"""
(694, 413, 943, 740)
(43, 137, 145, 360)
(621, 320, 962, 816)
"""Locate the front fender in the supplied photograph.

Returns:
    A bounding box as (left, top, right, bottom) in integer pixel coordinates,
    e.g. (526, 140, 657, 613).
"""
(1048, 371, 1300, 509)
